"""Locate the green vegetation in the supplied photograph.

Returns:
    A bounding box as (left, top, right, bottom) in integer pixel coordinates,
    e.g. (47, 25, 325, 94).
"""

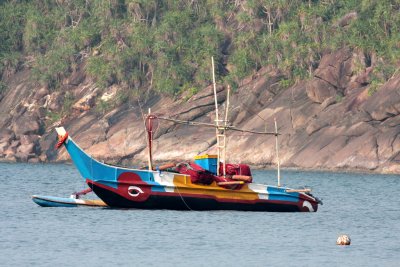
(0, 81, 7, 94)
(0, 0, 399, 98)
(45, 110, 61, 125)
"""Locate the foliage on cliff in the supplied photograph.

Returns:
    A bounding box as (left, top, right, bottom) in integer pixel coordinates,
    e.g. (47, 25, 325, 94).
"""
(0, 0, 399, 95)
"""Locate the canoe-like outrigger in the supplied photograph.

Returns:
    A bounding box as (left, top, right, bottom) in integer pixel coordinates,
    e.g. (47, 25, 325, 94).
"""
(32, 194, 106, 208)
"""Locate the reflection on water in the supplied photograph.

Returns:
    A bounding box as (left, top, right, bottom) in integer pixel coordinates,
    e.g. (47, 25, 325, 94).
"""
(0, 163, 399, 266)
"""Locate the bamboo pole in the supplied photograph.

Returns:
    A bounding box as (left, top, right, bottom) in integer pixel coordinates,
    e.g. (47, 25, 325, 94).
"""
(224, 85, 230, 124)
(217, 181, 244, 186)
(222, 85, 230, 176)
(274, 118, 281, 187)
(212, 56, 221, 176)
(285, 189, 311, 193)
(212, 57, 219, 125)
(148, 108, 153, 171)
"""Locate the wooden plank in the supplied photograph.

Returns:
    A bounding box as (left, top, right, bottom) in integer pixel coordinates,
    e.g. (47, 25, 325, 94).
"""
(231, 175, 252, 182)
(285, 189, 312, 193)
(217, 181, 245, 185)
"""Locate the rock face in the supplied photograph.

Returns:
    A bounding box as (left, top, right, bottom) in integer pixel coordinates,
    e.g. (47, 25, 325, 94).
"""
(306, 48, 352, 103)
(1, 48, 400, 173)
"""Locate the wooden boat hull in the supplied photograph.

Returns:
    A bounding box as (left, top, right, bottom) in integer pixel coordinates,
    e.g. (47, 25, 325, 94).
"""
(88, 180, 310, 211)
(32, 195, 107, 207)
(86, 170, 319, 212)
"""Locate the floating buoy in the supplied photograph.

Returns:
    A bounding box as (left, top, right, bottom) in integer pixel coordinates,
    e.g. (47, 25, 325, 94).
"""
(336, 234, 351, 245)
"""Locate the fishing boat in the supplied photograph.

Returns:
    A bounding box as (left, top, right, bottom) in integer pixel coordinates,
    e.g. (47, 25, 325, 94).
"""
(54, 126, 320, 212)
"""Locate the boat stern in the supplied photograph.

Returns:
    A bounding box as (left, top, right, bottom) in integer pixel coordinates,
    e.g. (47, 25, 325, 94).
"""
(297, 192, 321, 212)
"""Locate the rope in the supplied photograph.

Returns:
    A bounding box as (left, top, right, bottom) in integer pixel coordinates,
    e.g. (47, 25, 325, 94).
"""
(240, 102, 268, 123)
(175, 184, 194, 211)
(136, 100, 148, 145)
(158, 116, 277, 135)
(159, 116, 216, 127)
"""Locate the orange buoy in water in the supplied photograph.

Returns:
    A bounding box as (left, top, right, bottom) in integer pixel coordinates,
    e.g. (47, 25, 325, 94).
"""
(336, 235, 351, 245)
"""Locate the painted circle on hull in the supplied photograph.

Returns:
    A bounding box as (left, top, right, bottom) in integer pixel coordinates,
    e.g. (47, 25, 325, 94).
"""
(128, 186, 144, 197)
(117, 172, 151, 202)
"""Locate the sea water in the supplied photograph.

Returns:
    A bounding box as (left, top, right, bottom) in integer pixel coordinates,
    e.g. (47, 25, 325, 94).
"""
(0, 163, 399, 267)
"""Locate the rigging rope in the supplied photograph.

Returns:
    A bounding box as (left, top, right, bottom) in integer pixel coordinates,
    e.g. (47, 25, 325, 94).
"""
(158, 116, 277, 135)
(240, 102, 268, 123)
(136, 100, 148, 141)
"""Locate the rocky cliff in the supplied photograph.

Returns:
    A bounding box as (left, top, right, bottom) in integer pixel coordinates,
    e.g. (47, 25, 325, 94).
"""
(1, 48, 400, 173)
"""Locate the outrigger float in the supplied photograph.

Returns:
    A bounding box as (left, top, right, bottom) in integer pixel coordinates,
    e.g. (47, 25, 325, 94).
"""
(32, 194, 106, 208)
(32, 187, 106, 207)
(44, 57, 322, 212)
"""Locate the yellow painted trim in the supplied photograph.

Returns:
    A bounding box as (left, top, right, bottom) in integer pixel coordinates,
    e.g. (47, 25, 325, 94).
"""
(194, 154, 218, 159)
(172, 174, 260, 201)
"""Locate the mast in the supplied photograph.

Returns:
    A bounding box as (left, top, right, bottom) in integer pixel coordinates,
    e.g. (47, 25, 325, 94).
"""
(212, 56, 219, 126)
(223, 85, 231, 176)
(212, 56, 226, 176)
(274, 118, 281, 187)
(145, 108, 159, 171)
(147, 108, 153, 171)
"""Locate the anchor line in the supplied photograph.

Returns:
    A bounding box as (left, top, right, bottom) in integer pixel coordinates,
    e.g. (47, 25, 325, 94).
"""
(175, 185, 193, 211)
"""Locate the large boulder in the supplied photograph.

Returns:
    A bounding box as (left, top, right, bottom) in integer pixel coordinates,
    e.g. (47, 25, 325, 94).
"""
(12, 115, 41, 135)
(0, 142, 8, 154)
(306, 79, 338, 103)
(0, 129, 15, 143)
(20, 134, 40, 145)
(17, 143, 35, 155)
(47, 92, 63, 111)
(72, 88, 99, 111)
(307, 48, 353, 103)
(361, 76, 400, 121)
(376, 127, 400, 163)
(34, 87, 49, 100)
(3, 144, 17, 160)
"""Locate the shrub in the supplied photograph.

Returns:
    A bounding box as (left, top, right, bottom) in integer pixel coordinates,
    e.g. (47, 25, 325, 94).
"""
(86, 56, 115, 89)
(0, 81, 7, 94)
(31, 44, 75, 89)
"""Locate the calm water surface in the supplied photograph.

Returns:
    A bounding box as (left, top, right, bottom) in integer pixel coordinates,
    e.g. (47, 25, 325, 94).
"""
(0, 163, 399, 266)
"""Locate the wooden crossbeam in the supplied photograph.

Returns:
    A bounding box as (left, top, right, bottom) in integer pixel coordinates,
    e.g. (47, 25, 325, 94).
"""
(285, 189, 312, 193)
(217, 181, 245, 186)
